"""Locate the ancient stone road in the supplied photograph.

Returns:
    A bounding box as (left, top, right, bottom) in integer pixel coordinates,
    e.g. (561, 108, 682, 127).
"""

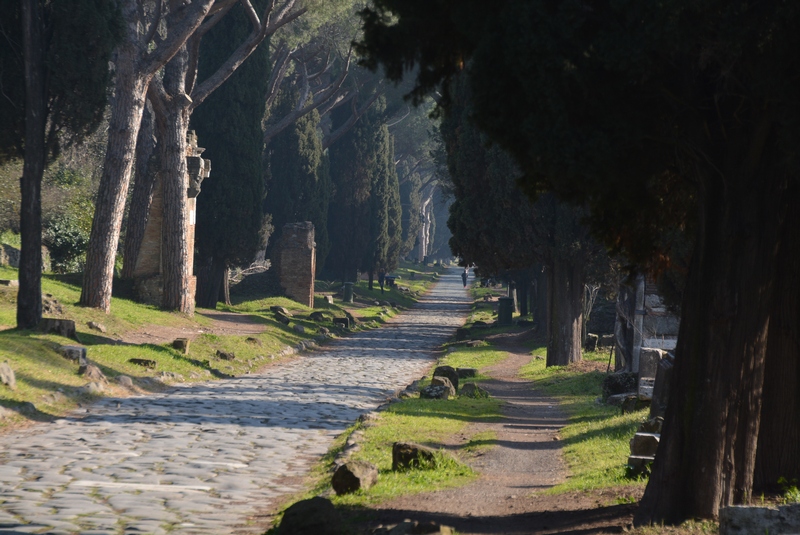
(0, 269, 470, 535)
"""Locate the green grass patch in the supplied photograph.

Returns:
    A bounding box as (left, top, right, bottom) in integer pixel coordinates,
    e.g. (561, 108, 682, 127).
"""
(438, 344, 508, 380)
(331, 396, 502, 506)
(520, 345, 647, 493)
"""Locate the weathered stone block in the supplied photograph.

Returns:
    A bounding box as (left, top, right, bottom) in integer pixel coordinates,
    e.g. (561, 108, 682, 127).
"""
(431, 376, 456, 397)
(432, 365, 459, 392)
(39, 318, 78, 340)
(650, 352, 675, 419)
(630, 433, 660, 457)
(584, 333, 599, 351)
(59, 345, 88, 367)
(720, 504, 800, 535)
(392, 442, 437, 471)
(333, 317, 350, 328)
(275, 222, 316, 308)
(331, 460, 378, 495)
(627, 455, 655, 477)
(0, 361, 16, 390)
(419, 385, 450, 400)
(172, 338, 190, 354)
(602, 371, 637, 399)
(639, 347, 666, 380)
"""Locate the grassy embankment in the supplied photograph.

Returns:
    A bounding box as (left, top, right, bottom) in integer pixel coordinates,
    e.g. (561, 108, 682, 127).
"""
(0, 261, 443, 431)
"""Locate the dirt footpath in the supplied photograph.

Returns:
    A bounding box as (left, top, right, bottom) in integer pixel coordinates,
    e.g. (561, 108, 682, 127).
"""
(350, 331, 639, 535)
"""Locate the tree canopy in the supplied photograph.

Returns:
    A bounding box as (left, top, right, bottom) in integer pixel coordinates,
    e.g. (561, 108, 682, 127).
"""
(357, 0, 800, 524)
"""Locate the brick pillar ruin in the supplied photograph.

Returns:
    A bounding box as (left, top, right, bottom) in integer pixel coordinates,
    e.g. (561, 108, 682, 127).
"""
(276, 222, 316, 308)
(133, 131, 210, 310)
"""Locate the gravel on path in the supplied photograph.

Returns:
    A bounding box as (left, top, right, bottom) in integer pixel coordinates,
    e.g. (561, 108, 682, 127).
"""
(0, 269, 470, 535)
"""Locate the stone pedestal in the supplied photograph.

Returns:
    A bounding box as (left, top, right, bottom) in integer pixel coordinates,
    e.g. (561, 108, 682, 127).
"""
(276, 222, 316, 308)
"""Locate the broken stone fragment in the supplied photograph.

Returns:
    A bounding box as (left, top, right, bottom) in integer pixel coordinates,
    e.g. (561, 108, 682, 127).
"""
(430, 376, 456, 397)
(332, 460, 378, 495)
(392, 442, 437, 471)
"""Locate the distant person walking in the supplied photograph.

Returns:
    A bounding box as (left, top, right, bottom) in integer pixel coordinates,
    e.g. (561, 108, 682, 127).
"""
(461, 268, 469, 288)
(378, 268, 386, 293)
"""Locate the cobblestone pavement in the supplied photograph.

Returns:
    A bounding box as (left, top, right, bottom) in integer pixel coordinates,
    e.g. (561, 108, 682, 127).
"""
(0, 269, 470, 535)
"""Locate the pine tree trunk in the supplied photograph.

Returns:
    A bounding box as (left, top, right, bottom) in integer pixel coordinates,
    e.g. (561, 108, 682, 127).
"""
(156, 46, 192, 313)
(18, 0, 45, 329)
(635, 167, 786, 523)
(546, 258, 584, 367)
(159, 105, 191, 312)
(753, 180, 800, 493)
(533, 265, 548, 331)
(81, 47, 148, 311)
(121, 103, 158, 279)
(221, 267, 231, 306)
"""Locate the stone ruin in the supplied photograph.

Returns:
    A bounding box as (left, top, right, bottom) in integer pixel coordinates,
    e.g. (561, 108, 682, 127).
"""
(132, 131, 210, 311)
(274, 222, 316, 308)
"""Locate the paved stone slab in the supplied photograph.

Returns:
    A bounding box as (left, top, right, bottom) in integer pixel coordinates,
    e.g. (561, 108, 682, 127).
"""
(0, 269, 469, 534)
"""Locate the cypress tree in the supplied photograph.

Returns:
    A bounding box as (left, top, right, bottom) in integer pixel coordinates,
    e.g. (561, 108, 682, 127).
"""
(191, 1, 269, 308)
(265, 88, 331, 271)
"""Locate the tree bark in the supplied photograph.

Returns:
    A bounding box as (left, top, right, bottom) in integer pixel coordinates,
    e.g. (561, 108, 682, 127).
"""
(121, 102, 158, 279)
(80, 47, 149, 311)
(18, 0, 45, 329)
(635, 164, 786, 523)
(753, 179, 800, 493)
(533, 264, 548, 332)
(156, 47, 192, 313)
(517, 271, 530, 317)
(546, 258, 583, 367)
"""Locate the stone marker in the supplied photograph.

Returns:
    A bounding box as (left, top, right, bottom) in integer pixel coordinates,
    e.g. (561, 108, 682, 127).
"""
(466, 340, 482, 347)
(324, 295, 334, 305)
(598, 334, 615, 348)
(277, 497, 341, 535)
(59, 346, 88, 367)
(460, 383, 489, 398)
(392, 442, 437, 471)
(331, 460, 378, 495)
(275, 312, 291, 325)
(172, 338, 190, 354)
(80, 364, 107, 384)
(602, 371, 637, 400)
(1, 361, 16, 390)
(719, 503, 800, 535)
(333, 317, 350, 329)
(431, 376, 456, 397)
(39, 318, 78, 340)
(293, 324, 305, 334)
(639, 347, 666, 382)
(432, 365, 459, 392)
(630, 432, 659, 456)
(419, 385, 450, 400)
(639, 416, 663, 434)
(87, 321, 107, 333)
(270, 305, 291, 316)
(627, 455, 654, 477)
(650, 352, 675, 419)
(0, 279, 19, 287)
(309, 311, 327, 322)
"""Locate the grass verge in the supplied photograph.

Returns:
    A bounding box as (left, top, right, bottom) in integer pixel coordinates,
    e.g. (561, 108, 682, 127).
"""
(268, 343, 507, 530)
